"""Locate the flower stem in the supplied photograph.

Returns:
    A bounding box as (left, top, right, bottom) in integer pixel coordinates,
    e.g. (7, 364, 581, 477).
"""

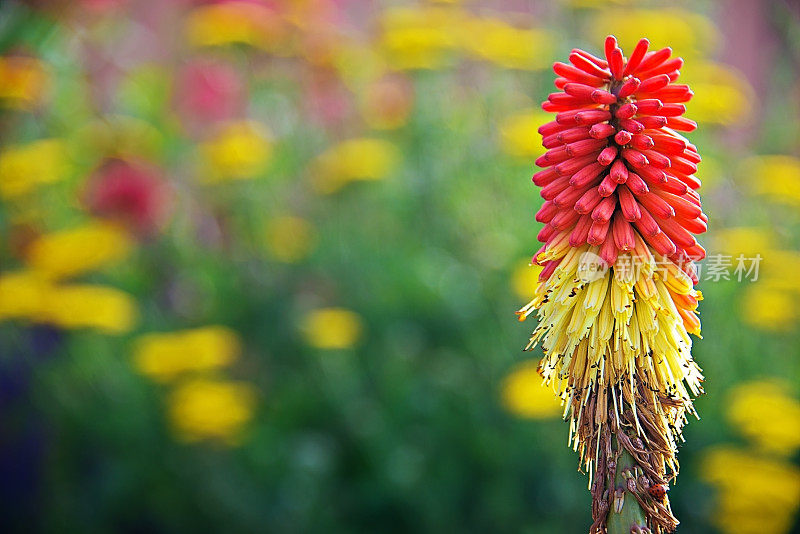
(606, 443, 649, 534)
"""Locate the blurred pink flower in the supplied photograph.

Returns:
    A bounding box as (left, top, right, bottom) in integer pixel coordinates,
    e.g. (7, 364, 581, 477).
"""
(173, 58, 244, 132)
(304, 69, 353, 131)
(83, 158, 171, 236)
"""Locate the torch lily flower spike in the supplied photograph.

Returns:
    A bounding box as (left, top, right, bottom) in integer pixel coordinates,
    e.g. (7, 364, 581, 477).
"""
(517, 36, 706, 534)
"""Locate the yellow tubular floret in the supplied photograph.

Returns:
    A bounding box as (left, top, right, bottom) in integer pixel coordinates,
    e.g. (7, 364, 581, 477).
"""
(518, 242, 703, 475)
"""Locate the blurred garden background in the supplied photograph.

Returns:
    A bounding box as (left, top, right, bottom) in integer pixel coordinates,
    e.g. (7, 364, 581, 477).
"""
(0, 0, 799, 532)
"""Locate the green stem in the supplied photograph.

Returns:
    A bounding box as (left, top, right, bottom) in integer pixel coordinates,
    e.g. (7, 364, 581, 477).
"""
(606, 445, 648, 534)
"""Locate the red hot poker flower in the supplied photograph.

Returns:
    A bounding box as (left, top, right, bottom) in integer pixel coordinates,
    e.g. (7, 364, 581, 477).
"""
(520, 36, 708, 534)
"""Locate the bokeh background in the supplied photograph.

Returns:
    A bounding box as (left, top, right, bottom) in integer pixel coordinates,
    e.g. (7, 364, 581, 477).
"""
(0, 0, 799, 532)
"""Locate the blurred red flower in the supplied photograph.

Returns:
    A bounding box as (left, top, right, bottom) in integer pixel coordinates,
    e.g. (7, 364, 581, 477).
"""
(83, 158, 171, 236)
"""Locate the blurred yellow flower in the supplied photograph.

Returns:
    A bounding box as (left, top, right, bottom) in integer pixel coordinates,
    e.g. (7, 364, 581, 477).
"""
(331, 43, 388, 89)
(741, 155, 800, 207)
(498, 109, 551, 159)
(740, 286, 797, 332)
(40, 284, 138, 333)
(0, 139, 68, 198)
(264, 216, 317, 263)
(380, 8, 555, 71)
(589, 9, 718, 59)
(501, 360, 563, 419)
(133, 326, 241, 382)
(511, 260, 543, 300)
(168, 378, 257, 445)
(681, 62, 753, 125)
(464, 19, 554, 70)
(0, 272, 137, 333)
(185, 2, 289, 53)
(726, 380, 800, 456)
(311, 138, 399, 194)
(26, 221, 133, 280)
(0, 56, 48, 108)
(701, 446, 800, 534)
(0, 271, 52, 321)
(757, 250, 800, 293)
(379, 7, 465, 70)
(201, 121, 272, 181)
(301, 308, 363, 349)
(712, 227, 775, 258)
